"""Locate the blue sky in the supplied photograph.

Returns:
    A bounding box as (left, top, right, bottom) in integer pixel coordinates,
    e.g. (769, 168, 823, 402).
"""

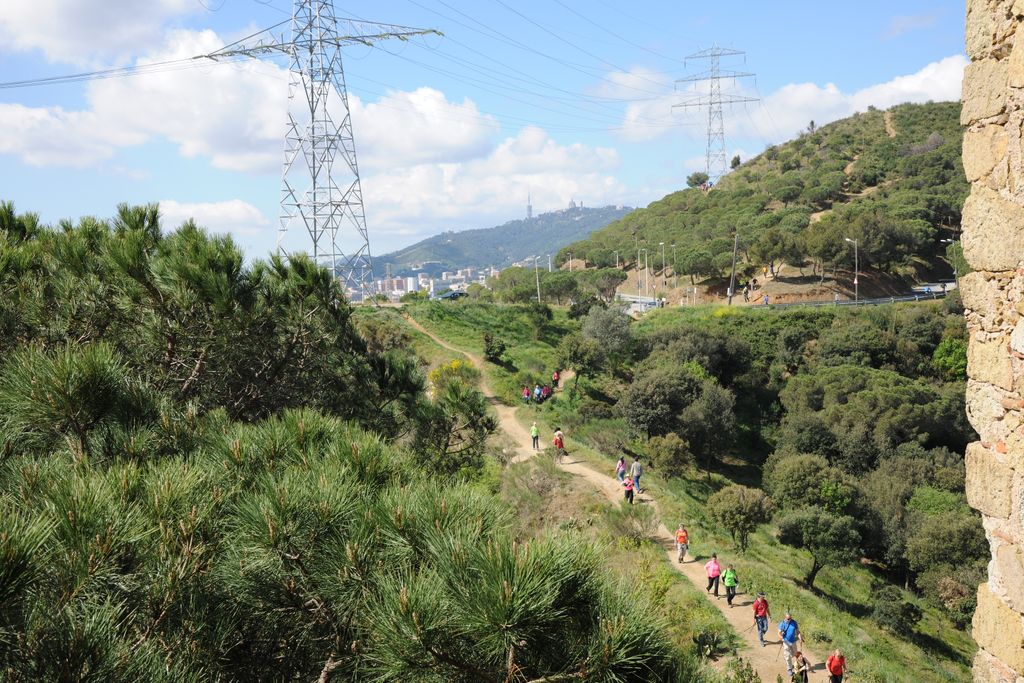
(0, 0, 966, 258)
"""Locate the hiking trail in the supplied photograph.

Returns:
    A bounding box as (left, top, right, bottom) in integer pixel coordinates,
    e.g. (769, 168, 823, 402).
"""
(402, 312, 826, 681)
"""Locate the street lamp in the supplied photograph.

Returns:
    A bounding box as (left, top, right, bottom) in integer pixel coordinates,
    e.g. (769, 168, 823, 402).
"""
(567, 252, 573, 272)
(639, 248, 650, 298)
(547, 254, 552, 273)
(941, 238, 960, 290)
(671, 243, 677, 288)
(844, 237, 858, 302)
(659, 241, 666, 280)
(533, 256, 542, 303)
(613, 250, 619, 268)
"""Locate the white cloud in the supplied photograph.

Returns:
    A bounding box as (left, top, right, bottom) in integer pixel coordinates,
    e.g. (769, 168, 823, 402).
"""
(352, 88, 499, 169)
(159, 199, 270, 236)
(620, 55, 968, 144)
(742, 55, 967, 139)
(0, 29, 504, 174)
(0, 0, 194, 65)
(361, 127, 626, 248)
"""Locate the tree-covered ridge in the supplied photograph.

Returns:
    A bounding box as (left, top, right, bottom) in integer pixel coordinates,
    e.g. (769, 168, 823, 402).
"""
(376, 205, 633, 274)
(562, 102, 966, 282)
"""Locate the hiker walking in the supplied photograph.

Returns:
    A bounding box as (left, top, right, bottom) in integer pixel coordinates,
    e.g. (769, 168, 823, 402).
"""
(778, 612, 804, 679)
(826, 649, 847, 683)
(752, 591, 771, 647)
(622, 475, 635, 505)
(522, 386, 531, 404)
(704, 554, 721, 597)
(552, 428, 565, 463)
(742, 285, 749, 302)
(533, 384, 542, 402)
(552, 369, 560, 388)
(675, 524, 689, 563)
(763, 293, 770, 306)
(615, 456, 627, 482)
(530, 421, 540, 450)
(791, 651, 811, 683)
(722, 563, 739, 606)
(629, 458, 643, 494)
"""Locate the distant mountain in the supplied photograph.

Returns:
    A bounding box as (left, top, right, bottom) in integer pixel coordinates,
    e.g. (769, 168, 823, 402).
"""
(376, 205, 633, 276)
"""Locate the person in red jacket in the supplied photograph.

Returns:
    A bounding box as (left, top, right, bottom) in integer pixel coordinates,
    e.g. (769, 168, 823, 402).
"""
(826, 649, 847, 683)
(552, 369, 560, 388)
(751, 591, 771, 647)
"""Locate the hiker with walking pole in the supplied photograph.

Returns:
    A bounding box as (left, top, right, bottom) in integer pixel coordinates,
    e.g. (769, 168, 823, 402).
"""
(778, 612, 804, 679)
(722, 563, 739, 606)
(752, 591, 771, 647)
(792, 650, 811, 683)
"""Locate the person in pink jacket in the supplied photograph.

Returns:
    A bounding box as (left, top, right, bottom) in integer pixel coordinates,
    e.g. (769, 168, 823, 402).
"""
(705, 553, 722, 597)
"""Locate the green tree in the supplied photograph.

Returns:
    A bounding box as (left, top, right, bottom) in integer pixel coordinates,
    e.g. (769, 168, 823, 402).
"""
(581, 305, 632, 363)
(730, 154, 741, 170)
(707, 485, 774, 552)
(777, 508, 861, 589)
(555, 333, 604, 395)
(687, 171, 710, 188)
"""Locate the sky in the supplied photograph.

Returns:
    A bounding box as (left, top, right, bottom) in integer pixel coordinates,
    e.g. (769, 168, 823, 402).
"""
(0, 0, 967, 259)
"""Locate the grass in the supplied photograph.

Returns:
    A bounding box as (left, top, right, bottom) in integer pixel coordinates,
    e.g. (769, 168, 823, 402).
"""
(561, 436, 976, 683)
(404, 301, 576, 403)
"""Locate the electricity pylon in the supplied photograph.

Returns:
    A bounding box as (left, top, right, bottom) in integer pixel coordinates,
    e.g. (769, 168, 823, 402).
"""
(202, 2, 437, 298)
(673, 46, 757, 184)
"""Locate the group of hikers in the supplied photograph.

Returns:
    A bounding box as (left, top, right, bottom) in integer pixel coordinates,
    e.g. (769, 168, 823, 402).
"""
(521, 370, 560, 405)
(530, 422, 566, 463)
(673, 523, 848, 682)
(521, 399, 850, 682)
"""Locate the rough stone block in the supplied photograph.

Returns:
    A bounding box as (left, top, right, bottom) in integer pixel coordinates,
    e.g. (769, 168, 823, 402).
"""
(968, 442, 1014, 519)
(963, 272, 1003, 320)
(966, 125, 1010, 181)
(974, 647, 1024, 683)
(963, 186, 1024, 272)
(995, 543, 1024, 613)
(967, 380, 1014, 440)
(963, 59, 1010, 125)
(974, 583, 1024, 674)
(970, 334, 1016, 390)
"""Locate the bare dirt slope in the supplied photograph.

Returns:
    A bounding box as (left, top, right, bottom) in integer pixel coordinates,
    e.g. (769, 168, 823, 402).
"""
(402, 312, 826, 681)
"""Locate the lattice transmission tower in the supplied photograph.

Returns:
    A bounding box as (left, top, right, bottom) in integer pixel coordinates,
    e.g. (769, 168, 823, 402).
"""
(673, 46, 757, 184)
(203, 2, 436, 297)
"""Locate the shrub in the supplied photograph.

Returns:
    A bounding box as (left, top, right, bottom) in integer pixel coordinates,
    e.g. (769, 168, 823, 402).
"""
(871, 585, 923, 635)
(647, 433, 693, 478)
(483, 331, 507, 363)
(708, 485, 774, 552)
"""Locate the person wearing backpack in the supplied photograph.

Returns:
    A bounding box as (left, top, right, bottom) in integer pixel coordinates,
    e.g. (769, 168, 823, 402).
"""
(778, 612, 804, 679)
(704, 554, 721, 597)
(675, 524, 689, 563)
(791, 650, 811, 683)
(722, 563, 739, 606)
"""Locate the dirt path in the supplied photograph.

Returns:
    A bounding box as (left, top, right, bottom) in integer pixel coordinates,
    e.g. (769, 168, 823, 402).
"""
(402, 313, 824, 680)
(883, 110, 897, 138)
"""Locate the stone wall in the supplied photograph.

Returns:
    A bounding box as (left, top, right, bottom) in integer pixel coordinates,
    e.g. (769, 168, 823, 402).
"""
(963, 2, 1024, 681)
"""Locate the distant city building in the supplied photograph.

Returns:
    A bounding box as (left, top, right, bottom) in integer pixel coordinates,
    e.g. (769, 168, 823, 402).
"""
(527, 191, 533, 220)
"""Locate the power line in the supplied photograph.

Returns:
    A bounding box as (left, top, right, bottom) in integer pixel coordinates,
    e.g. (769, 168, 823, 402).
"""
(549, 0, 687, 66)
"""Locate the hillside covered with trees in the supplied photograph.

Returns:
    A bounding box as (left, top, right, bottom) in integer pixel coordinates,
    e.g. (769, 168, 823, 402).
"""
(0, 202, 703, 682)
(562, 102, 966, 289)
(377, 205, 632, 275)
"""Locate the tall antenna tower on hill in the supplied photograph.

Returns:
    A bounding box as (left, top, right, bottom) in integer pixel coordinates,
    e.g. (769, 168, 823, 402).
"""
(204, 1, 436, 297)
(673, 46, 758, 184)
